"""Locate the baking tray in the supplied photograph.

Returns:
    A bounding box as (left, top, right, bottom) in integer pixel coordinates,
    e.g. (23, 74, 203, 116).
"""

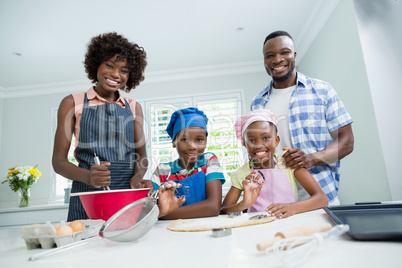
(324, 203, 402, 241)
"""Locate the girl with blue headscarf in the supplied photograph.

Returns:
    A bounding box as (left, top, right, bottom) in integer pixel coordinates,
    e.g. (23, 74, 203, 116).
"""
(151, 107, 226, 219)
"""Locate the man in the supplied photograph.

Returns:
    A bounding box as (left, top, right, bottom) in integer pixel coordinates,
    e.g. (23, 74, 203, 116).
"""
(250, 30, 354, 205)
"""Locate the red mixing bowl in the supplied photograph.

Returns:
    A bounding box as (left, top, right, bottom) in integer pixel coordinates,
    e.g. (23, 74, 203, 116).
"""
(71, 188, 150, 221)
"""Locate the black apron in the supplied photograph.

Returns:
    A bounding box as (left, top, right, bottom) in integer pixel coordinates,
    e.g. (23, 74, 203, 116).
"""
(67, 93, 136, 221)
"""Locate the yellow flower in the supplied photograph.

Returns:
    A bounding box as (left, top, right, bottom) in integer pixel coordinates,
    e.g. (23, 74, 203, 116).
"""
(7, 167, 16, 178)
(29, 168, 41, 178)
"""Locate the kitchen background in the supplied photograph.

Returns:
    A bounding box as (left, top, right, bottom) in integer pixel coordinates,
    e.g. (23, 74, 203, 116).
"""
(0, 0, 401, 212)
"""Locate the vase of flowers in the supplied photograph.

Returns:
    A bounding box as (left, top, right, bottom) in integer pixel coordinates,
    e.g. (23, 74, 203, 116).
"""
(2, 165, 41, 207)
(18, 187, 31, 207)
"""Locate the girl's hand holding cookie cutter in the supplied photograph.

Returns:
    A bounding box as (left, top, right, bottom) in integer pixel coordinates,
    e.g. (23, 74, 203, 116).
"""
(252, 171, 265, 184)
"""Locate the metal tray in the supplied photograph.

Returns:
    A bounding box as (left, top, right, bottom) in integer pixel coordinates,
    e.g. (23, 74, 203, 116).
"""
(324, 203, 402, 241)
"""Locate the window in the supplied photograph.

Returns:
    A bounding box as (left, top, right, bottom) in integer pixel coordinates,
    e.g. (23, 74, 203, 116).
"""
(145, 98, 190, 169)
(142, 91, 245, 192)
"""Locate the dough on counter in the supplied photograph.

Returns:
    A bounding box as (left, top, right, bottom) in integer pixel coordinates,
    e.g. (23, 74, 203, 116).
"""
(167, 214, 275, 232)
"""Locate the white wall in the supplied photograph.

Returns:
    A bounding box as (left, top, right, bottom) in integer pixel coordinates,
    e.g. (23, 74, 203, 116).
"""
(297, 0, 391, 203)
(353, 0, 402, 200)
(0, 97, 3, 160)
(0, 93, 67, 206)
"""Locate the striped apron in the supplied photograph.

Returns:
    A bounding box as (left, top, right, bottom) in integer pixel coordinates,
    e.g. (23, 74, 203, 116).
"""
(67, 93, 135, 221)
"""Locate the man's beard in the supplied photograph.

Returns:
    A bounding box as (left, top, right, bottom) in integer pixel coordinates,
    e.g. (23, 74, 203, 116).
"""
(268, 61, 296, 83)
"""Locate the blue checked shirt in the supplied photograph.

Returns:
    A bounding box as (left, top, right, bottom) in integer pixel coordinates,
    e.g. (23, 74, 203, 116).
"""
(250, 72, 353, 202)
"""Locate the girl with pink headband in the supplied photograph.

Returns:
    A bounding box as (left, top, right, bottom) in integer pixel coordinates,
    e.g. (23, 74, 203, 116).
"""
(221, 109, 328, 218)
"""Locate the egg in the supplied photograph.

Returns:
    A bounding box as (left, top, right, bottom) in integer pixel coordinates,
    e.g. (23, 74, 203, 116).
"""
(52, 223, 60, 234)
(68, 220, 84, 233)
(56, 226, 73, 237)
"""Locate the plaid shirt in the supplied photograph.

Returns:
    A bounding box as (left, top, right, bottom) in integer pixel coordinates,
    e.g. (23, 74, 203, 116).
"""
(250, 72, 353, 202)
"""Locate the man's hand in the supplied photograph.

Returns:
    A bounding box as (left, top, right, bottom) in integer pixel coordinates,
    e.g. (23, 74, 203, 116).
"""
(282, 124, 354, 170)
(282, 147, 315, 170)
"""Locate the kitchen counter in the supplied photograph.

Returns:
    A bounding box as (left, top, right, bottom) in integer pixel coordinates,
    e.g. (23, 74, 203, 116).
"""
(0, 203, 68, 226)
(0, 209, 401, 268)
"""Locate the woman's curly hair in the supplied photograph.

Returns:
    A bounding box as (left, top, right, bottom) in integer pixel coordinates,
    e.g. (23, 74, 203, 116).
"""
(84, 32, 147, 92)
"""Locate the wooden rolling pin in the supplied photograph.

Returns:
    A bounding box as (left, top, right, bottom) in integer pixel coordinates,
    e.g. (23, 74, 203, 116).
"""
(256, 223, 332, 251)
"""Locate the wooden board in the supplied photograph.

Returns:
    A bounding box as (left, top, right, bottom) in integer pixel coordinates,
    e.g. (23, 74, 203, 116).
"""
(167, 214, 276, 232)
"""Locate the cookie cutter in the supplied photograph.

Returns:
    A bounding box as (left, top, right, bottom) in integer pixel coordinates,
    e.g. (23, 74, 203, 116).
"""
(249, 214, 270, 220)
(165, 177, 190, 198)
(212, 228, 232, 238)
(172, 182, 190, 197)
(228, 212, 241, 218)
(258, 170, 266, 181)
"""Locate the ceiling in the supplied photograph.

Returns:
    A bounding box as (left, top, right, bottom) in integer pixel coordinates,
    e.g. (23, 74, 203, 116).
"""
(0, 0, 339, 94)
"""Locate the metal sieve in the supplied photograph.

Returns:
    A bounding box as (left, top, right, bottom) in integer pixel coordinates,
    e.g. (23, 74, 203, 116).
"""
(29, 191, 160, 261)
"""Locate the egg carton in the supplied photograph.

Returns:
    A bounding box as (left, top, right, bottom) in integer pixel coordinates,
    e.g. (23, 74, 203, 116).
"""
(21, 219, 105, 249)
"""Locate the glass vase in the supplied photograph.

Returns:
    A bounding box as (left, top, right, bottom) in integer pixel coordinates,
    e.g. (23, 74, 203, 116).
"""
(18, 187, 30, 207)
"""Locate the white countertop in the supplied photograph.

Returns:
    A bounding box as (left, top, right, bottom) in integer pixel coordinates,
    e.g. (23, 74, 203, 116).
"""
(1, 209, 401, 268)
(0, 203, 68, 213)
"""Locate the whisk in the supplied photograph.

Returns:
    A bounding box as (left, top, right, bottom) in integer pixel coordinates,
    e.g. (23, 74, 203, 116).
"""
(266, 224, 350, 266)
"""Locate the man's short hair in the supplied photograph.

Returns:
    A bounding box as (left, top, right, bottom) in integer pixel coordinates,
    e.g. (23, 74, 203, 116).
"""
(263, 30, 293, 45)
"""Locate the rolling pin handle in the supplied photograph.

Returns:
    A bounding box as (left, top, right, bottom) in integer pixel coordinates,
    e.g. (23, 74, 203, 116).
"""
(256, 223, 332, 252)
(256, 236, 282, 251)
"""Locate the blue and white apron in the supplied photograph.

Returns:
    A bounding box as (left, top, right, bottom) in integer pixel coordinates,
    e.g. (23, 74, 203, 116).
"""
(168, 168, 206, 207)
(67, 92, 136, 221)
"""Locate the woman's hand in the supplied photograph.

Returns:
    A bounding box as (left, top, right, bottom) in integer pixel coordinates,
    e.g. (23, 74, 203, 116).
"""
(130, 176, 154, 191)
(88, 162, 111, 188)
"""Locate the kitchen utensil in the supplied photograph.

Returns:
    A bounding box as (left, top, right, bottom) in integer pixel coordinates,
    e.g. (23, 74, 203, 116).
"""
(228, 212, 241, 218)
(211, 228, 232, 238)
(249, 214, 270, 220)
(29, 192, 160, 261)
(94, 153, 110, 191)
(99, 192, 159, 242)
(267, 224, 350, 266)
(324, 203, 402, 240)
(256, 223, 332, 251)
(71, 188, 150, 221)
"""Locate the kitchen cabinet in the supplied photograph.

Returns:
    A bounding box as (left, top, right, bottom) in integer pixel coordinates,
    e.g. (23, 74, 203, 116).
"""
(0, 204, 68, 227)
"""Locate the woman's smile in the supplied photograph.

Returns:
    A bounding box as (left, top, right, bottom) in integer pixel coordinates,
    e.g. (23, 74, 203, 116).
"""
(105, 77, 120, 87)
